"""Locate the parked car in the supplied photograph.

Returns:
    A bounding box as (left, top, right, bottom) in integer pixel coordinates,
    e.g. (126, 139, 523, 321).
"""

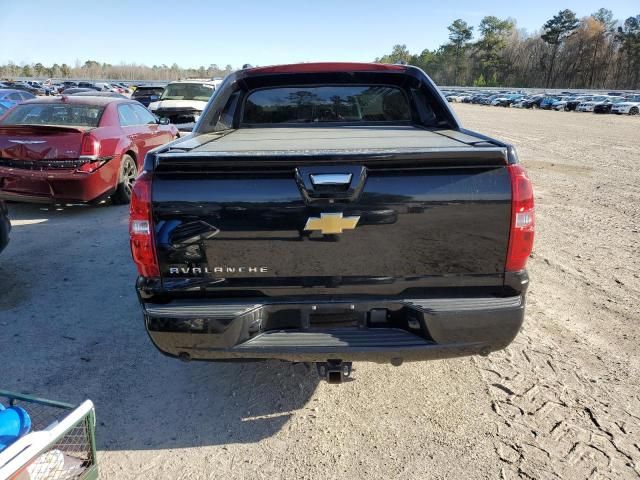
(513, 95, 544, 109)
(0, 200, 10, 254)
(611, 95, 640, 115)
(470, 93, 492, 104)
(59, 81, 79, 92)
(0, 104, 8, 116)
(48, 83, 64, 94)
(77, 82, 99, 90)
(555, 96, 591, 111)
(491, 94, 524, 107)
(446, 93, 471, 102)
(26, 81, 52, 95)
(480, 94, 501, 105)
(131, 85, 165, 107)
(593, 96, 625, 114)
(148, 79, 221, 131)
(539, 96, 561, 110)
(114, 82, 132, 94)
(576, 96, 612, 112)
(0, 89, 36, 109)
(2, 82, 41, 95)
(0, 96, 179, 204)
(131, 62, 534, 381)
(91, 82, 109, 92)
(92, 82, 126, 94)
(549, 96, 574, 110)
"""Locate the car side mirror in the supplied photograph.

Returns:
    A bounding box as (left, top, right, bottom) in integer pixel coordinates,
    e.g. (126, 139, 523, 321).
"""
(157, 117, 170, 125)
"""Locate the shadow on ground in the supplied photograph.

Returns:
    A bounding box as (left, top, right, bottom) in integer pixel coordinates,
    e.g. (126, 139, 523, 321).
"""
(1, 202, 320, 451)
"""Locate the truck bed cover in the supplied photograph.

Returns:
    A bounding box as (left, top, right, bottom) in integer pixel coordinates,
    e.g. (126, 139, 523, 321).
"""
(177, 126, 499, 155)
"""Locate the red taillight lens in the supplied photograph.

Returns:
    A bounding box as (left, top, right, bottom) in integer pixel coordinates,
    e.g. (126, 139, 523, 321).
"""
(506, 164, 535, 272)
(129, 171, 159, 277)
(80, 133, 100, 157)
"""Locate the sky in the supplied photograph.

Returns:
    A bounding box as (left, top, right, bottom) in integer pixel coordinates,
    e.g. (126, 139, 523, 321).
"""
(1, 0, 638, 68)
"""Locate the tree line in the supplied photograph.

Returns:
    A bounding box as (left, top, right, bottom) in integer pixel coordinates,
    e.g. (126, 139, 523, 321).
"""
(0, 60, 234, 82)
(375, 9, 640, 89)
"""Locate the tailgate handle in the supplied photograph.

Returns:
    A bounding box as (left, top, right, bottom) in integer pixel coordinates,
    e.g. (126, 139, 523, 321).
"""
(310, 173, 352, 186)
(295, 165, 367, 203)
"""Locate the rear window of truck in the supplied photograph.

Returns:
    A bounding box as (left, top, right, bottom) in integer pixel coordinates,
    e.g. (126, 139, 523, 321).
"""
(133, 87, 164, 97)
(0, 104, 104, 127)
(242, 86, 411, 124)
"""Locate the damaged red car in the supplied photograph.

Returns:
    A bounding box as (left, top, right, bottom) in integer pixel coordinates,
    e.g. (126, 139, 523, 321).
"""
(0, 96, 178, 204)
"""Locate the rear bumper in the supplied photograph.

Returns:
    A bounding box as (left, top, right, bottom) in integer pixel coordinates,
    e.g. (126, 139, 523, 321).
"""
(0, 162, 118, 203)
(140, 294, 525, 363)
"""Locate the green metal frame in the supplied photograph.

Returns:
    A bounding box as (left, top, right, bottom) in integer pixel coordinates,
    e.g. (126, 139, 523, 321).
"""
(0, 389, 98, 479)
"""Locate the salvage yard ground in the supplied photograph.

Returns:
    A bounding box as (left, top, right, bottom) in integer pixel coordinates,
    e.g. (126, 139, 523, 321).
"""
(0, 104, 638, 479)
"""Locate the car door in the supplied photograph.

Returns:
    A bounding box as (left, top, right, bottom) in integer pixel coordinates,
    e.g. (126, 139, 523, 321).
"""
(117, 103, 151, 167)
(131, 104, 174, 148)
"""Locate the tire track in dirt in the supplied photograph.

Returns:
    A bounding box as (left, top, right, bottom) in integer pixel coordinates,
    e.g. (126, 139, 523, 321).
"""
(455, 104, 640, 480)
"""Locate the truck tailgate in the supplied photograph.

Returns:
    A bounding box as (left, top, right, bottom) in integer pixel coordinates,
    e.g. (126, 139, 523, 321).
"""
(150, 127, 512, 296)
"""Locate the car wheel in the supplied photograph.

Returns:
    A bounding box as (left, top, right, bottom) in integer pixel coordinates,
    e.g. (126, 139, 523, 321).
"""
(630, 107, 639, 116)
(111, 154, 138, 205)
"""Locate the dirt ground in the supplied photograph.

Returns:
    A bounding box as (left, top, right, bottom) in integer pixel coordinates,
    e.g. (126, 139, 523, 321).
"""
(0, 104, 638, 479)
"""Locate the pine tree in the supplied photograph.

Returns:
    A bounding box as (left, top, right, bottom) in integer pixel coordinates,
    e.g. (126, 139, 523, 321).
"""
(541, 9, 579, 87)
(447, 19, 474, 85)
(475, 16, 514, 82)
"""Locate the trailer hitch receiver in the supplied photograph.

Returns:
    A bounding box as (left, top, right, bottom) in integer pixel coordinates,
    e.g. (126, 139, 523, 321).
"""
(316, 360, 352, 383)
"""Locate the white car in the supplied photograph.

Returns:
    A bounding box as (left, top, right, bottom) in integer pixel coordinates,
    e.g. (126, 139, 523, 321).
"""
(576, 96, 610, 112)
(148, 79, 222, 131)
(611, 95, 640, 115)
(552, 96, 581, 111)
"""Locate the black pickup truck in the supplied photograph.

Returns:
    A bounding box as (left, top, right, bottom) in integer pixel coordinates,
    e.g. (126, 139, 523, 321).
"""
(129, 63, 534, 382)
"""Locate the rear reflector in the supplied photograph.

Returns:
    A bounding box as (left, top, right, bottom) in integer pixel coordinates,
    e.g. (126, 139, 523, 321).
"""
(506, 164, 535, 272)
(129, 171, 159, 277)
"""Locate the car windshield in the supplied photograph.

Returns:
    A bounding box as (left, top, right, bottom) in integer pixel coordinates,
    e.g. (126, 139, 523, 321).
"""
(160, 83, 215, 101)
(0, 103, 104, 127)
(134, 87, 164, 97)
(243, 85, 411, 124)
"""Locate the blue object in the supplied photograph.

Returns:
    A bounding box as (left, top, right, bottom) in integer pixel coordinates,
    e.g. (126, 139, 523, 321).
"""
(0, 404, 32, 451)
(0, 89, 36, 110)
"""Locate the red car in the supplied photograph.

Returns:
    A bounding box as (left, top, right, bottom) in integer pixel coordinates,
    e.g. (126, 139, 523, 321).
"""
(0, 96, 178, 204)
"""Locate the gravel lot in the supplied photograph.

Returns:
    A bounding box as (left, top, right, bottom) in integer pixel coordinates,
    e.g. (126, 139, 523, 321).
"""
(1, 104, 638, 479)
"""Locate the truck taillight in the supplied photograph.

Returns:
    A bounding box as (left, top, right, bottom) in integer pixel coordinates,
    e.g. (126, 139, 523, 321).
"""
(506, 164, 535, 272)
(129, 171, 159, 277)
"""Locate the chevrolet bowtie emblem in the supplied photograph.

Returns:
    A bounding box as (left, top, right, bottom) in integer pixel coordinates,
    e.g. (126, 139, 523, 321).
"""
(304, 212, 360, 235)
